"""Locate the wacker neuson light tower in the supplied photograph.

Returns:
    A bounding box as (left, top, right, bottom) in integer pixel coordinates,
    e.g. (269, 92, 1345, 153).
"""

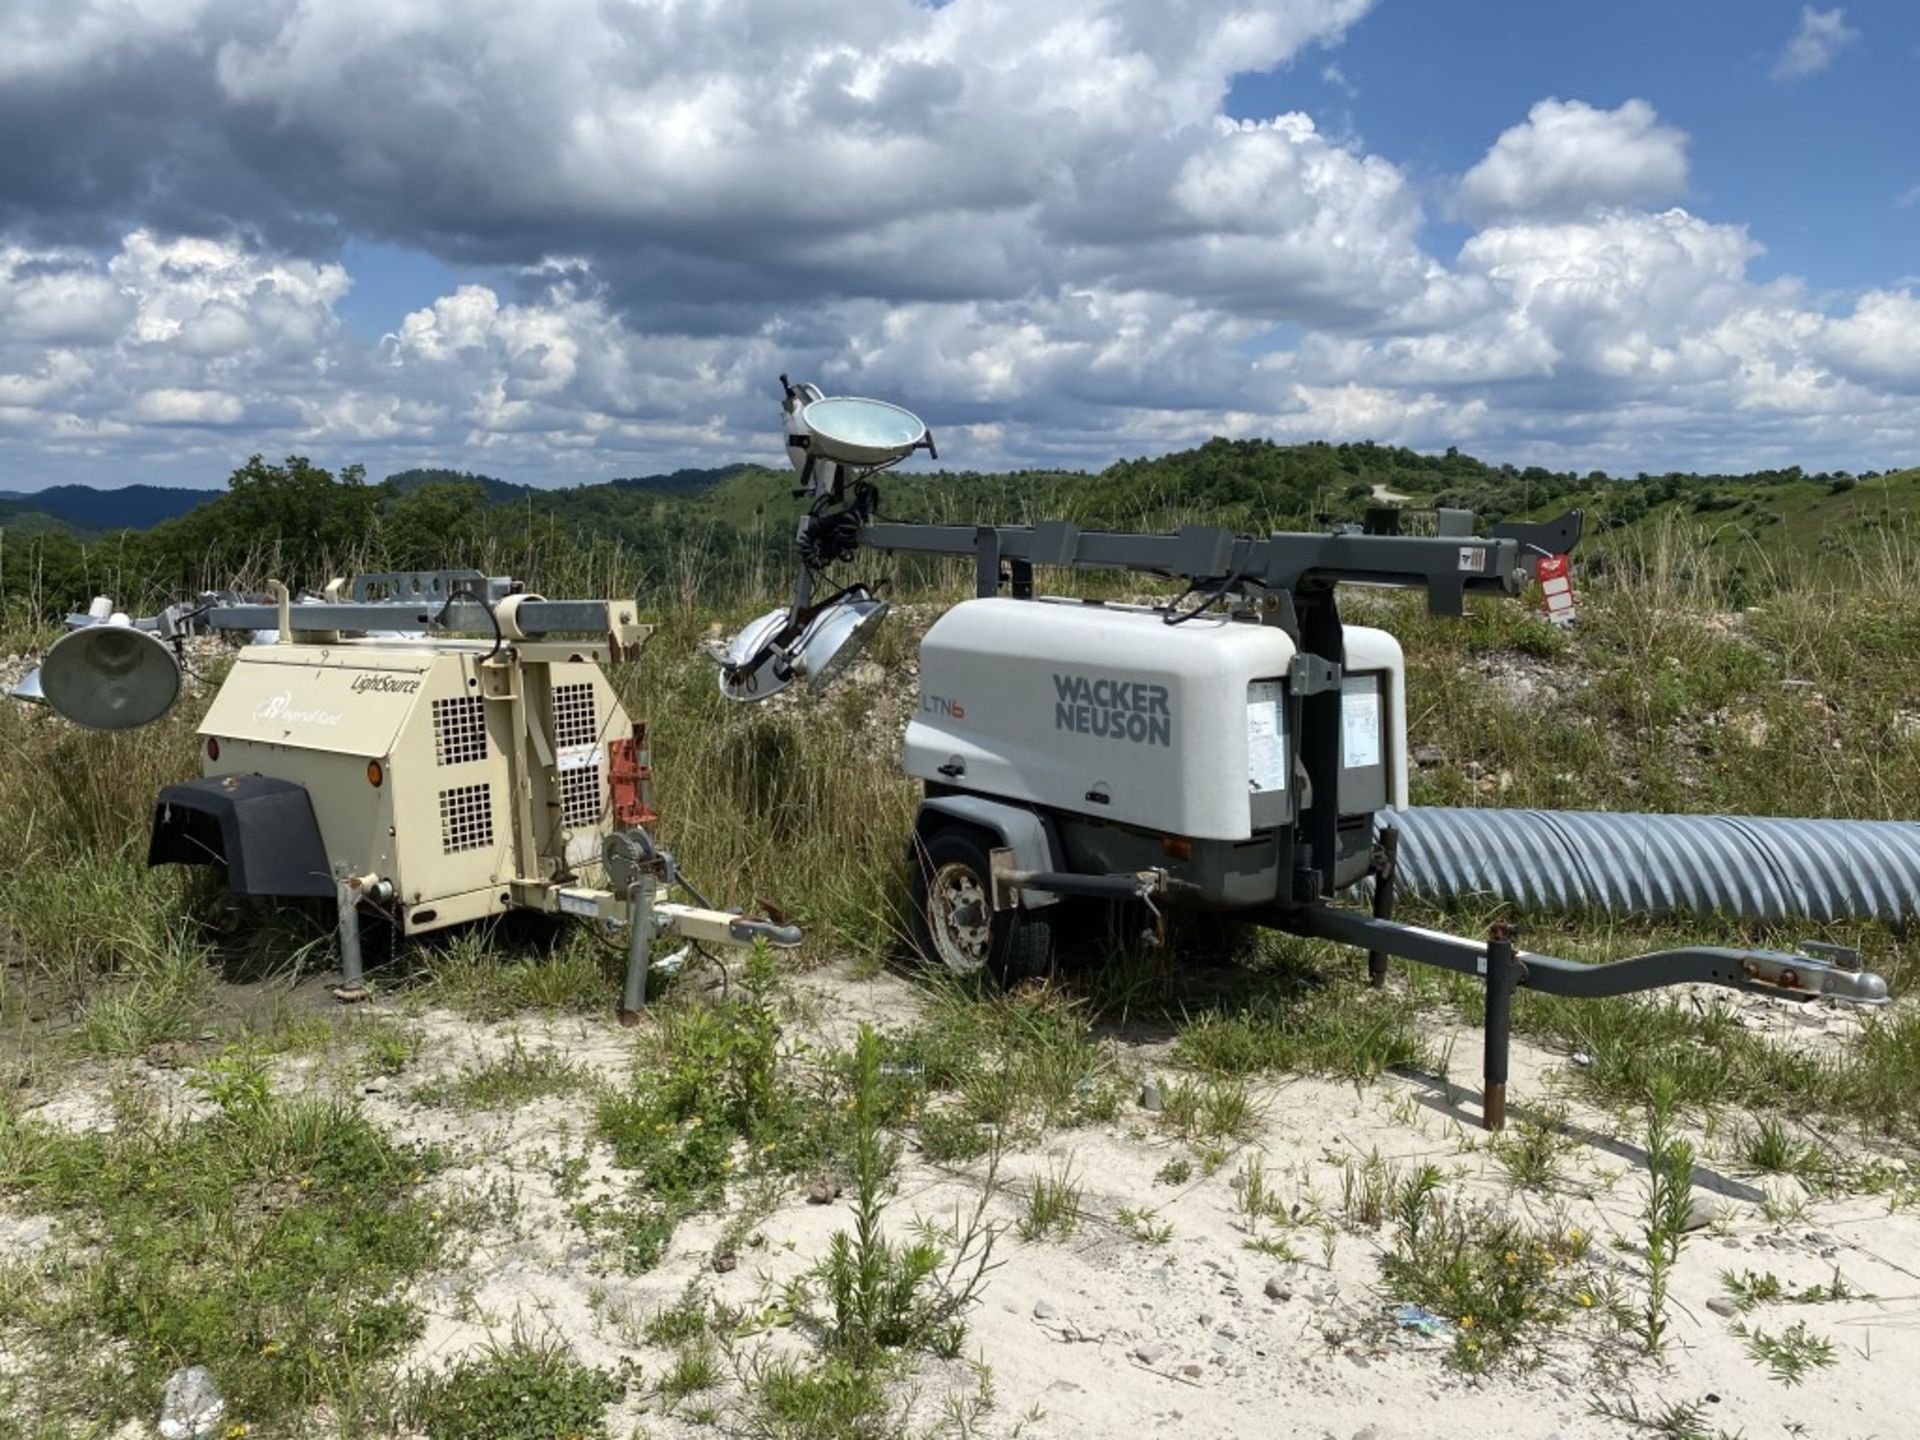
(18, 572, 797, 1020)
(721, 378, 1889, 1127)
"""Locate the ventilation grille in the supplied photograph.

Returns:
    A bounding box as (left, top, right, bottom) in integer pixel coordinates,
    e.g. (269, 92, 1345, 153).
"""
(432, 695, 488, 766)
(439, 783, 494, 853)
(552, 681, 597, 749)
(560, 766, 602, 829)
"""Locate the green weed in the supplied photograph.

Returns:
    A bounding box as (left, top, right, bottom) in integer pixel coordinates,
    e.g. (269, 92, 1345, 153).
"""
(1636, 1079, 1697, 1355)
(1117, 1206, 1174, 1246)
(1018, 1159, 1082, 1242)
(795, 1026, 1001, 1368)
(1588, 1393, 1744, 1440)
(0, 1087, 443, 1430)
(1379, 1181, 1593, 1372)
(1493, 1108, 1575, 1192)
(1159, 1076, 1259, 1147)
(643, 1280, 711, 1348)
(409, 1328, 626, 1440)
(1734, 1318, 1837, 1386)
(415, 1036, 586, 1111)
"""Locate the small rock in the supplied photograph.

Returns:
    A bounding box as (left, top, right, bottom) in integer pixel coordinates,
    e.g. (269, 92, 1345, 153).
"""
(1197, 1311, 1214, 1327)
(1264, 1275, 1292, 1302)
(1210, 1334, 1234, 1355)
(1348, 1352, 1371, 1370)
(1180, 1363, 1204, 1379)
(1721, 1238, 1742, 1250)
(711, 1251, 737, 1274)
(1706, 1297, 1739, 1318)
(1682, 1196, 1722, 1232)
(1353, 1428, 1382, 1440)
(806, 1178, 842, 1204)
(1413, 745, 1444, 768)
(158, 1366, 225, 1440)
(1134, 1341, 1170, 1366)
(1034, 1299, 1058, 1320)
(1139, 1080, 1164, 1112)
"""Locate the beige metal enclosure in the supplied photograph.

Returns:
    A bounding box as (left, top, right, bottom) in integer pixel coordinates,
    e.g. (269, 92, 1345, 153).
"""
(197, 639, 639, 935)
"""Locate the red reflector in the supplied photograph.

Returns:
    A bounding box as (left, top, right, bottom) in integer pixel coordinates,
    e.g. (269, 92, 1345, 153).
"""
(206, 738, 221, 761)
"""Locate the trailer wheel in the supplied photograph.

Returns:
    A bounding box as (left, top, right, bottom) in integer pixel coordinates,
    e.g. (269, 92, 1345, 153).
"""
(912, 825, 1051, 984)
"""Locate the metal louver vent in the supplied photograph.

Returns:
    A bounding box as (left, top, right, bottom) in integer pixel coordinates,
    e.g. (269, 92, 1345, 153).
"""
(552, 681, 597, 749)
(432, 695, 488, 765)
(439, 783, 493, 853)
(560, 766, 602, 828)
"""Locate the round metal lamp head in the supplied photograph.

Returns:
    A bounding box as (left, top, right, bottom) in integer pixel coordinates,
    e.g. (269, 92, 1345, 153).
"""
(797, 396, 928, 468)
(40, 624, 182, 730)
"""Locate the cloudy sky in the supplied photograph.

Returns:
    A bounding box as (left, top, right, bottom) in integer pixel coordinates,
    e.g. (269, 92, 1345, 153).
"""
(2, 0, 1916, 491)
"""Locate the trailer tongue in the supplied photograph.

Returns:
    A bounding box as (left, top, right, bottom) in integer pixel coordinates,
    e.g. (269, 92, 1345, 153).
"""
(723, 378, 1890, 1129)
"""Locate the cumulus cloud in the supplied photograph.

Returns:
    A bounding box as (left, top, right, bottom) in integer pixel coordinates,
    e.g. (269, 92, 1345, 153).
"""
(0, 1, 1914, 486)
(1457, 99, 1690, 222)
(1772, 7, 1859, 80)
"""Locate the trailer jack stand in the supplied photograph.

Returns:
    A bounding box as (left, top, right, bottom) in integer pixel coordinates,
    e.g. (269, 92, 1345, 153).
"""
(332, 869, 369, 1003)
(1365, 826, 1400, 990)
(1482, 922, 1518, 1131)
(619, 875, 660, 1027)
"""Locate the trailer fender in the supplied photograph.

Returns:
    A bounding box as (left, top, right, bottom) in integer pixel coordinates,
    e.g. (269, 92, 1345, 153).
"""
(148, 775, 335, 898)
(915, 795, 1063, 910)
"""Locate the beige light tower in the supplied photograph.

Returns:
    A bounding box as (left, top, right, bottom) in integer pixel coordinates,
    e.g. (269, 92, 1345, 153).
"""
(27, 570, 798, 1019)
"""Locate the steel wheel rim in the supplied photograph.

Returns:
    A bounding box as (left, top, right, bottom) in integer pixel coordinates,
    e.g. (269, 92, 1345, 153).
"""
(928, 861, 992, 973)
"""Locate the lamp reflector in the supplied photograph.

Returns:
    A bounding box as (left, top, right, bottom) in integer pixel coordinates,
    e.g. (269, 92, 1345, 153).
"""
(719, 591, 889, 701)
(40, 625, 182, 730)
(797, 396, 928, 467)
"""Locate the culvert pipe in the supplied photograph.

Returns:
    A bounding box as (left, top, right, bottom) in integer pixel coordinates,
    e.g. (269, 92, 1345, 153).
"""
(1379, 808, 1920, 925)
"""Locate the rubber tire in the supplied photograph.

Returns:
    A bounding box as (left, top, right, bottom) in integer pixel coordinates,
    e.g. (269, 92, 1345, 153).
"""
(911, 824, 1052, 985)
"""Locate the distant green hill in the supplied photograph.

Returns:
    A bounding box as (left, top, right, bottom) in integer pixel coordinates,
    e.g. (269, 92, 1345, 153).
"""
(3, 443, 1913, 617)
(0, 483, 215, 534)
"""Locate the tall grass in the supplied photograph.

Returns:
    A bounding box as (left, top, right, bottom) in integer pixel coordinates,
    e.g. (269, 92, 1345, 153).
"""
(2, 509, 1914, 1050)
(1395, 515, 1920, 818)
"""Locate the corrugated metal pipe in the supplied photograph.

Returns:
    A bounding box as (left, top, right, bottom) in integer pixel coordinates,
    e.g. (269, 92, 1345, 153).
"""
(1380, 808, 1920, 926)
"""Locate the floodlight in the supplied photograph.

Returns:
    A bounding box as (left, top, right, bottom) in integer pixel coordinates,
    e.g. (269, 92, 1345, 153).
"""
(798, 396, 930, 468)
(719, 587, 889, 701)
(39, 623, 182, 730)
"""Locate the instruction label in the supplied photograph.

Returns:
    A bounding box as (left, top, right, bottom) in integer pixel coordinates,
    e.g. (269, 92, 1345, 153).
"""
(1246, 681, 1288, 792)
(1342, 679, 1382, 769)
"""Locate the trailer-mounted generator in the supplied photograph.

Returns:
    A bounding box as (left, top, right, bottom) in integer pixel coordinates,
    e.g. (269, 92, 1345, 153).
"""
(16, 572, 797, 1018)
(720, 378, 1890, 1128)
